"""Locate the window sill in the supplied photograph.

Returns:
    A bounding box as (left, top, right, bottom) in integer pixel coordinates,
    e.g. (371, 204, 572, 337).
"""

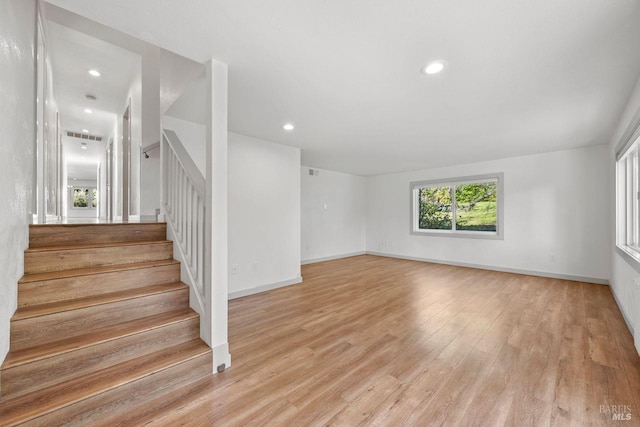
(411, 229, 503, 240)
(616, 244, 640, 273)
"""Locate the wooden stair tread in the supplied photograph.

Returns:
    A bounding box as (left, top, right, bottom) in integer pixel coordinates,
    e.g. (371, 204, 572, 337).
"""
(100, 375, 216, 426)
(19, 259, 180, 284)
(25, 239, 172, 253)
(3, 223, 210, 424)
(0, 339, 211, 425)
(2, 308, 198, 369)
(29, 222, 166, 228)
(12, 282, 188, 320)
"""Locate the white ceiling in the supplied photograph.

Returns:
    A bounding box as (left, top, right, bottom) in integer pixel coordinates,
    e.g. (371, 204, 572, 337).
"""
(63, 134, 102, 181)
(45, 20, 140, 180)
(46, 0, 640, 176)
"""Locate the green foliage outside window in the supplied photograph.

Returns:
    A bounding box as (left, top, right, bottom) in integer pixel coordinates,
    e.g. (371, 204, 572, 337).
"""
(418, 186, 452, 230)
(73, 188, 90, 208)
(418, 182, 497, 232)
(73, 187, 98, 209)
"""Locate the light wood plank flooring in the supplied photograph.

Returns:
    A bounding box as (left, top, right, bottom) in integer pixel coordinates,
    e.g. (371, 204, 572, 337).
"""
(142, 255, 640, 426)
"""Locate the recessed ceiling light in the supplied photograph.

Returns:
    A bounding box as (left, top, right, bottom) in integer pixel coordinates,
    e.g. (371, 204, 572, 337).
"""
(283, 123, 294, 131)
(81, 143, 87, 150)
(82, 129, 89, 133)
(422, 61, 446, 75)
(84, 108, 93, 114)
(88, 69, 101, 77)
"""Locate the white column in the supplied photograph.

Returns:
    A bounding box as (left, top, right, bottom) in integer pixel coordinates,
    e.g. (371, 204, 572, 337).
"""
(205, 59, 230, 370)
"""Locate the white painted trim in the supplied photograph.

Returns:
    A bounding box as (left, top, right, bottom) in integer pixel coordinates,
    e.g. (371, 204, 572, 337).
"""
(211, 342, 231, 372)
(228, 276, 303, 300)
(45, 214, 61, 222)
(165, 218, 206, 317)
(610, 283, 635, 337)
(410, 172, 505, 240)
(206, 59, 229, 375)
(365, 251, 609, 285)
(301, 251, 366, 265)
(615, 105, 640, 160)
(615, 245, 640, 274)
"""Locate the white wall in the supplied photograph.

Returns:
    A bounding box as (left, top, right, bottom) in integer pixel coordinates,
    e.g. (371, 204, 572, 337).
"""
(366, 145, 610, 283)
(34, 16, 60, 223)
(301, 166, 366, 263)
(97, 134, 108, 220)
(0, 0, 37, 363)
(159, 119, 301, 299)
(228, 132, 301, 298)
(61, 145, 68, 218)
(165, 75, 207, 126)
(609, 75, 640, 349)
(122, 59, 142, 218)
(139, 148, 160, 219)
(98, 121, 118, 221)
(43, 55, 60, 219)
(139, 47, 161, 219)
(162, 115, 206, 175)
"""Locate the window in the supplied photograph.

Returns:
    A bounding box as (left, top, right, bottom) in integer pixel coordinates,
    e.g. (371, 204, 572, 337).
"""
(616, 135, 640, 261)
(410, 173, 504, 239)
(72, 187, 98, 209)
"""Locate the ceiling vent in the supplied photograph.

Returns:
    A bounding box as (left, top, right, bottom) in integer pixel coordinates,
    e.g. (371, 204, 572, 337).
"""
(66, 131, 103, 142)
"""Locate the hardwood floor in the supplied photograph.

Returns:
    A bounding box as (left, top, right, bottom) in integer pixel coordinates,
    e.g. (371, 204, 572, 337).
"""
(132, 254, 640, 426)
(10, 255, 640, 426)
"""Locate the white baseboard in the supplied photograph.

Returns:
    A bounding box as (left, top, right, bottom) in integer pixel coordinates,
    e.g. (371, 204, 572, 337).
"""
(301, 251, 366, 265)
(46, 214, 61, 223)
(610, 284, 635, 337)
(366, 251, 609, 285)
(0, 314, 10, 367)
(228, 276, 303, 300)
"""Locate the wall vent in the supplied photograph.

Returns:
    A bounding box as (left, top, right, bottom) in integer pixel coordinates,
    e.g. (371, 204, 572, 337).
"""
(66, 131, 103, 142)
(308, 168, 319, 176)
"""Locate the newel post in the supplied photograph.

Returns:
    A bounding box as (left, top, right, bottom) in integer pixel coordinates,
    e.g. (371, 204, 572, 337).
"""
(204, 59, 230, 372)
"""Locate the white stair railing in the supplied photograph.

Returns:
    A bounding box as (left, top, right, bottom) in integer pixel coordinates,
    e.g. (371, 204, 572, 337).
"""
(161, 129, 207, 316)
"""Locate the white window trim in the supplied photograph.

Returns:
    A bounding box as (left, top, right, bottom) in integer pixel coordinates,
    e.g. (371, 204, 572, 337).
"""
(409, 172, 504, 240)
(616, 132, 640, 265)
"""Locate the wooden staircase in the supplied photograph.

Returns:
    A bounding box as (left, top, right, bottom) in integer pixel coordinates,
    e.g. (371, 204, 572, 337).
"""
(0, 223, 213, 426)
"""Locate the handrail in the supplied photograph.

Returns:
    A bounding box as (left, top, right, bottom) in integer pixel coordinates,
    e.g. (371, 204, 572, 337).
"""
(161, 129, 207, 316)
